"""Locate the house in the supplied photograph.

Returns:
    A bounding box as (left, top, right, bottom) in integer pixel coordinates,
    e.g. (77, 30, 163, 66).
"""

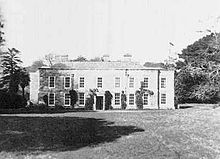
(30, 55, 174, 110)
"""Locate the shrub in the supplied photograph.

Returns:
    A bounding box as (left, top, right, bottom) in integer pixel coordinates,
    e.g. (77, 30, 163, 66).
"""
(105, 91, 113, 110)
(0, 91, 26, 109)
(43, 95, 48, 106)
(85, 93, 94, 110)
(69, 89, 78, 107)
(121, 91, 127, 109)
(135, 90, 143, 109)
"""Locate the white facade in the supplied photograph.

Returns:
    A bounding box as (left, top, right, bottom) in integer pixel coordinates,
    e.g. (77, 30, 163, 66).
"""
(30, 61, 174, 110)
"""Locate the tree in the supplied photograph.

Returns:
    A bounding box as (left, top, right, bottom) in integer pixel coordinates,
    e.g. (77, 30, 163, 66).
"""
(26, 60, 46, 72)
(0, 13, 4, 47)
(45, 53, 54, 66)
(19, 68, 30, 99)
(72, 56, 87, 62)
(175, 32, 220, 104)
(0, 48, 22, 94)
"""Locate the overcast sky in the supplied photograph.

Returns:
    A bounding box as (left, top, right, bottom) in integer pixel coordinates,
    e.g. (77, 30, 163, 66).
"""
(1, 0, 220, 66)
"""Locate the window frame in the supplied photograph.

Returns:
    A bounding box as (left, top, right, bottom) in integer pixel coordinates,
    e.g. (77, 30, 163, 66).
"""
(97, 77, 102, 88)
(143, 77, 149, 88)
(64, 93, 71, 106)
(79, 92, 85, 105)
(129, 77, 134, 88)
(161, 78, 166, 88)
(115, 93, 120, 105)
(129, 93, 135, 105)
(161, 93, 166, 104)
(48, 93, 55, 106)
(143, 93, 149, 105)
(48, 76, 55, 88)
(64, 76, 71, 88)
(79, 77, 85, 88)
(115, 77, 120, 88)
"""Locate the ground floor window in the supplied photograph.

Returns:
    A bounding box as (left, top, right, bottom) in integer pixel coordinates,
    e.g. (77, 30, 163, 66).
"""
(161, 93, 166, 104)
(48, 93, 55, 106)
(79, 93, 85, 105)
(64, 93, 71, 106)
(129, 94, 135, 105)
(143, 93, 148, 105)
(115, 93, 120, 105)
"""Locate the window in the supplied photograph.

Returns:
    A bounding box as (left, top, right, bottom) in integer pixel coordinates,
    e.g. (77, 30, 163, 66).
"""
(143, 93, 148, 105)
(79, 77, 84, 88)
(48, 93, 55, 106)
(79, 93, 85, 105)
(161, 78, 166, 88)
(115, 93, 120, 105)
(49, 76, 55, 88)
(161, 93, 166, 104)
(115, 77, 120, 88)
(129, 77, 134, 88)
(64, 77, 71, 88)
(64, 93, 71, 106)
(143, 77, 148, 88)
(97, 77, 102, 88)
(129, 94, 135, 105)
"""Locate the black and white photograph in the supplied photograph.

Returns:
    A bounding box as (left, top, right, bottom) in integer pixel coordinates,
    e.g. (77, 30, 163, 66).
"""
(0, 0, 220, 158)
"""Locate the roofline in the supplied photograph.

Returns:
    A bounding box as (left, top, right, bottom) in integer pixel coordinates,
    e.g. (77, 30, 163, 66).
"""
(38, 67, 170, 71)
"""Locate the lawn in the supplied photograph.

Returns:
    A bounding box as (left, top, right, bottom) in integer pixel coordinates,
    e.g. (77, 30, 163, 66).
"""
(0, 108, 220, 159)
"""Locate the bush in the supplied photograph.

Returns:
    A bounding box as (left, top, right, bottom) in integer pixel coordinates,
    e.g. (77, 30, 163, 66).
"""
(121, 91, 127, 110)
(0, 91, 26, 109)
(85, 94, 94, 110)
(105, 91, 113, 110)
(69, 89, 78, 107)
(135, 90, 143, 109)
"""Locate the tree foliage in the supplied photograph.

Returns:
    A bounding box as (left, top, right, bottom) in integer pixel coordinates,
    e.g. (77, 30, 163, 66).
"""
(26, 60, 46, 72)
(72, 56, 87, 62)
(176, 33, 220, 104)
(0, 48, 22, 93)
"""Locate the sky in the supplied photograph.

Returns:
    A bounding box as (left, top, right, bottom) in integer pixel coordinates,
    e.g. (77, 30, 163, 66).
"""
(1, 0, 220, 66)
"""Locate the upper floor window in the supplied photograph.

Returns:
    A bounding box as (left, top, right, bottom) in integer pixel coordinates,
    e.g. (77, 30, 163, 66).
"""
(129, 94, 135, 105)
(79, 77, 84, 88)
(161, 78, 166, 88)
(143, 77, 148, 88)
(64, 93, 71, 106)
(49, 76, 55, 88)
(64, 76, 71, 88)
(143, 93, 148, 105)
(161, 93, 166, 104)
(79, 93, 85, 105)
(97, 77, 102, 88)
(48, 93, 55, 106)
(115, 93, 120, 105)
(115, 77, 120, 88)
(129, 77, 134, 88)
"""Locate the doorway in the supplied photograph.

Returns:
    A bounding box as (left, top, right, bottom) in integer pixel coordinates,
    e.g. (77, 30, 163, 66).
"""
(96, 96, 103, 110)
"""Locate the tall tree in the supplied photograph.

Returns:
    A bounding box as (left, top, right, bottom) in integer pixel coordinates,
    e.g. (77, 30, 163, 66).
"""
(176, 32, 220, 103)
(0, 48, 22, 94)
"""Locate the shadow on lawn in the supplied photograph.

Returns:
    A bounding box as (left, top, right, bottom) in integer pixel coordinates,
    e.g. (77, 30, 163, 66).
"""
(0, 116, 144, 153)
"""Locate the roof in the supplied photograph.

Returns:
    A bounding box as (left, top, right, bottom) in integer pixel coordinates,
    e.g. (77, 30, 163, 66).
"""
(40, 61, 164, 70)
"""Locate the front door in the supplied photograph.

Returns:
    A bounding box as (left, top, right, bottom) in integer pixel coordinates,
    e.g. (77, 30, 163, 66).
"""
(96, 96, 103, 110)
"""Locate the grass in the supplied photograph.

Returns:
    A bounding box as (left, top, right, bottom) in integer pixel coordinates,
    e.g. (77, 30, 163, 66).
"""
(0, 108, 220, 159)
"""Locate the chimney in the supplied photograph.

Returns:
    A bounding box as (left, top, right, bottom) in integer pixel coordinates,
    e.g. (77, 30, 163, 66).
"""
(123, 53, 132, 61)
(102, 54, 110, 62)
